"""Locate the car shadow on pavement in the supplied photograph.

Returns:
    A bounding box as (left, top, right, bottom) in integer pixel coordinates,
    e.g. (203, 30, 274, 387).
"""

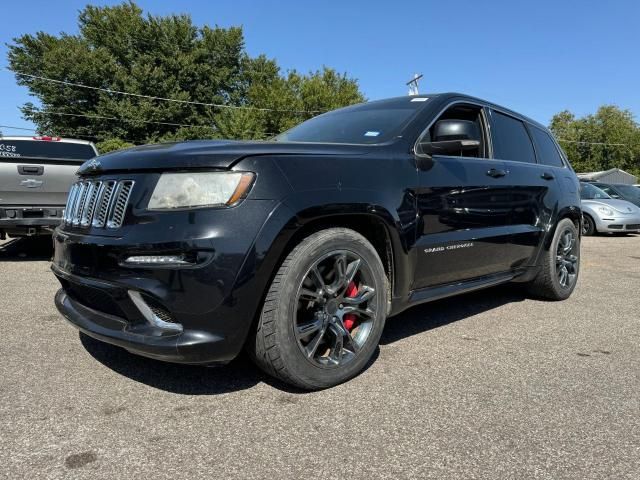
(380, 284, 527, 345)
(80, 332, 267, 395)
(79, 285, 524, 395)
(0, 237, 53, 261)
(80, 331, 381, 395)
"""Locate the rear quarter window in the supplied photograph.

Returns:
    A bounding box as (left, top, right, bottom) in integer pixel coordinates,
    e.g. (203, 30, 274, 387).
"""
(530, 127, 565, 168)
(0, 140, 96, 161)
(490, 111, 536, 164)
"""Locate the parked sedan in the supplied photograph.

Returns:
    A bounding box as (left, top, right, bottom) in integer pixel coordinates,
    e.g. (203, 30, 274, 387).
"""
(589, 182, 640, 207)
(580, 182, 640, 235)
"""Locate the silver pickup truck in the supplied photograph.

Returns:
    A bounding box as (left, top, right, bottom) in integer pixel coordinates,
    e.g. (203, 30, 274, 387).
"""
(0, 136, 98, 238)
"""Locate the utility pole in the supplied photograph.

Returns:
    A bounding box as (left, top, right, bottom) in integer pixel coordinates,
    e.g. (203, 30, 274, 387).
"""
(406, 73, 423, 95)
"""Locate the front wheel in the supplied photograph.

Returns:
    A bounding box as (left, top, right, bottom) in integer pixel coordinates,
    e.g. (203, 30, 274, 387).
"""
(526, 218, 580, 300)
(582, 214, 596, 236)
(249, 228, 388, 390)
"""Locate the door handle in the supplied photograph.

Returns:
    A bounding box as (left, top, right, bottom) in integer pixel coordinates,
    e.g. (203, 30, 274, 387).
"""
(541, 172, 555, 180)
(18, 165, 44, 176)
(486, 168, 508, 178)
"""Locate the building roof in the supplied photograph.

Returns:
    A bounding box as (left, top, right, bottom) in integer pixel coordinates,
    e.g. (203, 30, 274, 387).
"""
(577, 168, 637, 182)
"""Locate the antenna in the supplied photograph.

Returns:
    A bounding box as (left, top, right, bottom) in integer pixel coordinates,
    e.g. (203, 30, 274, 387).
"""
(406, 73, 423, 95)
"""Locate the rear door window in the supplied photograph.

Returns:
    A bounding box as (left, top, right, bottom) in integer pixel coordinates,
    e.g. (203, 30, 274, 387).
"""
(0, 139, 96, 162)
(490, 111, 536, 163)
(530, 127, 565, 167)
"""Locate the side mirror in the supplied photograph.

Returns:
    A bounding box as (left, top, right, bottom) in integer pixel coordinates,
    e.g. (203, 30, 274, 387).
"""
(417, 119, 481, 158)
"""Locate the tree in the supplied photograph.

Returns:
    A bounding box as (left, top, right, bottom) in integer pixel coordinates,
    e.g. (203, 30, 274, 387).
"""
(549, 106, 640, 176)
(7, 1, 365, 146)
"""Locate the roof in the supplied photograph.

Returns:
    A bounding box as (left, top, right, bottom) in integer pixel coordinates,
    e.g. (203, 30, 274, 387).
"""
(0, 135, 95, 145)
(352, 93, 546, 130)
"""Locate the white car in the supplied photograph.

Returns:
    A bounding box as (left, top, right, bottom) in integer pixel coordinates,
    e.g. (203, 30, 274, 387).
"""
(580, 182, 640, 235)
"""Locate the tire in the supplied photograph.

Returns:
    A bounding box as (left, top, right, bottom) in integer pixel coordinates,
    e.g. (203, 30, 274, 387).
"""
(249, 228, 388, 390)
(582, 214, 596, 236)
(526, 218, 580, 300)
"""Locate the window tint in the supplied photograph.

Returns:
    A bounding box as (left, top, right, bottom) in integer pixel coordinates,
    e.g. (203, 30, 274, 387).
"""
(530, 127, 564, 167)
(275, 100, 424, 144)
(0, 139, 96, 161)
(490, 111, 536, 163)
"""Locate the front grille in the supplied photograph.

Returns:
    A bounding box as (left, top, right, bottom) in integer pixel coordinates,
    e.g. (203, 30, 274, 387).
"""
(60, 279, 126, 318)
(143, 295, 176, 323)
(626, 224, 640, 230)
(63, 179, 134, 229)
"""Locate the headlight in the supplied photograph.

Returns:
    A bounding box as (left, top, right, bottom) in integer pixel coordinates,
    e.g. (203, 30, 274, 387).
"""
(148, 172, 254, 210)
(597, 206, 614, 216)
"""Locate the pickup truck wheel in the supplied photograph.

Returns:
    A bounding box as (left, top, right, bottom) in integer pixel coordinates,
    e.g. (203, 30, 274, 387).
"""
(250, 228, 388, 390)
(582, 214, 596, 236)
(526, 218, 580, 300)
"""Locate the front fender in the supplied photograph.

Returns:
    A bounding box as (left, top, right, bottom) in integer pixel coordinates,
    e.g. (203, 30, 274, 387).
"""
(228, 188, 416, 344)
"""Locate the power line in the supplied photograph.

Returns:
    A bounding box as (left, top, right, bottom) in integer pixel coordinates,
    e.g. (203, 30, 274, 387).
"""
(0, 124, 36, 132)
(0, 122, 278, 143)
(6, 68, 322, 114)
(558, 138, 628, 146)
(24, 108, 215, 129)
(17, 110, 280, 138)
(0, 123, 143, 145)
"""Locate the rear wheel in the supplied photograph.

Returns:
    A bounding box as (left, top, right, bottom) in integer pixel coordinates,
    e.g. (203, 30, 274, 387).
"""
(582, 214, 596, 236)
(526, 218, 580, 300)
(249, 228, 388, 390)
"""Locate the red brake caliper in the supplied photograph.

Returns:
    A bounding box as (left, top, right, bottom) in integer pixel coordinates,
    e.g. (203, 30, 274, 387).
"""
(343, 281, 358, 331)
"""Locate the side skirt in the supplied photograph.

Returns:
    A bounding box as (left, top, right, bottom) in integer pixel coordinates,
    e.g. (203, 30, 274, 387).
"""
(390, 269, 527, 317)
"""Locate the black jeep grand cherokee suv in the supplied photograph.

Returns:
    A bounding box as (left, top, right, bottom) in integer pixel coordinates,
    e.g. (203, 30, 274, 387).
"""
(53, 94, 582, 389)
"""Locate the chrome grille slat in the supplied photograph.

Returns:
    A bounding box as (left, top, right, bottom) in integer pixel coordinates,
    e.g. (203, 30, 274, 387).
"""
(72, 182, 90, 226)
(64, 179, 134, 230)
(92, 181, 116, 228)
(80, 181, 102, 227)
(107, 181, 134, 229)
(63, 184, 79, 223)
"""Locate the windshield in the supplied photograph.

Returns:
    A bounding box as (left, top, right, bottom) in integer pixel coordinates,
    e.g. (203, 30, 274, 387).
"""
(274, 100, 425, 144)
(580, 183, 611, 200)
(613, 184, 640, 201)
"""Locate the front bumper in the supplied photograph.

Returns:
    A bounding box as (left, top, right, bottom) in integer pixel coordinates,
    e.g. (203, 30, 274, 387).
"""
(55, 288, 228, 364)
(593, 214, 640, 233)
(51, 195, 280, 365)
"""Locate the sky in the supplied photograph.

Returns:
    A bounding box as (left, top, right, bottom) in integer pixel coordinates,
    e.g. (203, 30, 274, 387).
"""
(1, 0, 639, 134)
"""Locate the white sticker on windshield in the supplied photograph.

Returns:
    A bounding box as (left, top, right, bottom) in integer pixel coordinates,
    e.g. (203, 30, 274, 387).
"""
(364, 131, 380, 137)
(411, 97, 429, 102)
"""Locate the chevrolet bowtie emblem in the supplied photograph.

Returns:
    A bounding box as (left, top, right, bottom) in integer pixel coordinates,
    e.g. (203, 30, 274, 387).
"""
(20, 179, 43, 188)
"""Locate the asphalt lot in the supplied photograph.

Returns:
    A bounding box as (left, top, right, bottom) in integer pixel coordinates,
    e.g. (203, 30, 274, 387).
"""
(0, 234, 639, 479)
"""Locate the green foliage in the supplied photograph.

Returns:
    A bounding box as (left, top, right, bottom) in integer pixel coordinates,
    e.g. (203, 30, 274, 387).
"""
(7, 1, 365, 145)
(550, 106, 640, 177)
(95, 138, 135, 154)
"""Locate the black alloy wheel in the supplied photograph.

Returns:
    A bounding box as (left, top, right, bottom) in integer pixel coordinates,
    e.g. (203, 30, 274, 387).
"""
(294, 250, 378, 368)
(555, 228, 579, 290)
(250, 228, 388, 390)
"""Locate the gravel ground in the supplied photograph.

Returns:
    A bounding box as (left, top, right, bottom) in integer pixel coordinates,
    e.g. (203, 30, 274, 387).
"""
(0, 234, 638, 479)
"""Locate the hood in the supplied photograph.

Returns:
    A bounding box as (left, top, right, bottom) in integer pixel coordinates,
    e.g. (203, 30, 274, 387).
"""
(581, 198, 640, 214)
(77, 140, 369, 175)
